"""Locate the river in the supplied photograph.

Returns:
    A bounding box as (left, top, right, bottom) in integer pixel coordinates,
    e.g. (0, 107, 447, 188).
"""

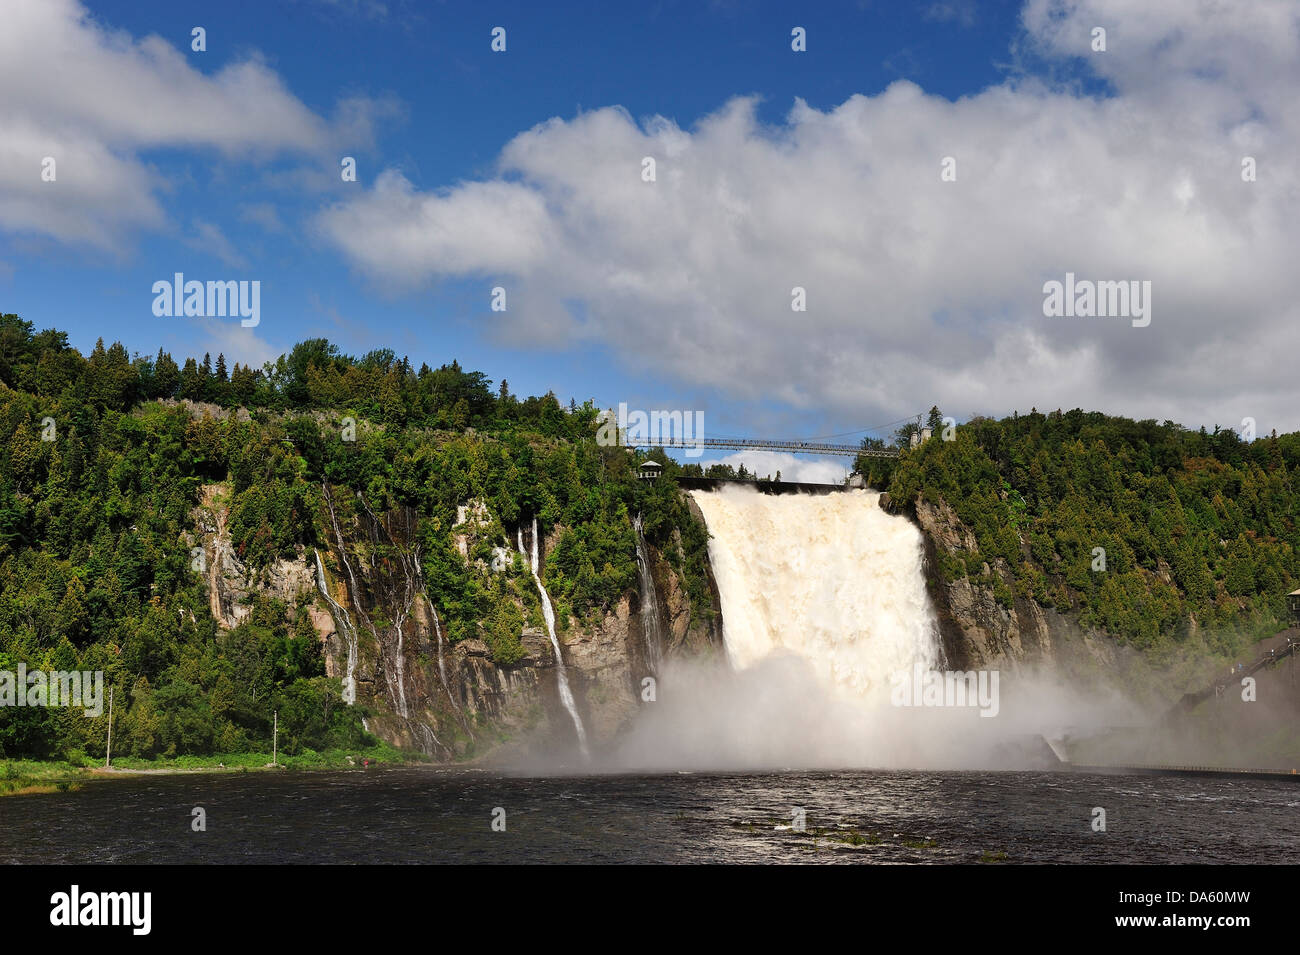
(2, 768, 1295, 864)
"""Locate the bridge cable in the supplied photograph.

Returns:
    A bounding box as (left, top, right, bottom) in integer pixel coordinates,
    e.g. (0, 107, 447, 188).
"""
(801, 413, 926, 442)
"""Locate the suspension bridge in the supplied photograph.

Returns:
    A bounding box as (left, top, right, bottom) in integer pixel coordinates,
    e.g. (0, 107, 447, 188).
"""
(623, 435, 900, 457)
(616, 410, 930, 457)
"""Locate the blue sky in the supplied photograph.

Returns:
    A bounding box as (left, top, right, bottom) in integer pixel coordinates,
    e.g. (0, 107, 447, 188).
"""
(3, 0, 1297, 479)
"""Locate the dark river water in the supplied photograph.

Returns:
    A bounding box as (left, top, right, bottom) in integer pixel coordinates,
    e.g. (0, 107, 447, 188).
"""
(2, 768, 1297, 864)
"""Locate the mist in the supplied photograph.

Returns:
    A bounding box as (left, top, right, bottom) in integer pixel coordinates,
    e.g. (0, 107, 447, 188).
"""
(593, 654, 1142, 772)
(495, 485, 1293, 776)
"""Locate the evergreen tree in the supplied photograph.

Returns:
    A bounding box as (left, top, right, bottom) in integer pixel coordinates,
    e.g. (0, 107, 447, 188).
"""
(153, 349, 180, 398)
(178, 357, 202, 400)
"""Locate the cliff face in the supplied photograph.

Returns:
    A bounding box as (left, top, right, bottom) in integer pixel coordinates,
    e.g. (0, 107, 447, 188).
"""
(908, 495, 1138, 689)
(192, 484, 321, 631)
(193, 482, 723, 760)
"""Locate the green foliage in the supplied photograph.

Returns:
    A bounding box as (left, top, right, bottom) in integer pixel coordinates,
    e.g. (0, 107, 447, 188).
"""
(0, 314, 714, 759)
(887, 409, 1300, 657)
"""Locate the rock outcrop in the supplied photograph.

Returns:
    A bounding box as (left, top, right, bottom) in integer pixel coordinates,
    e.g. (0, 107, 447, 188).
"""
(190, 481, 723, 761)
(191, 483, 323, 632)
(908, 494, 1146, 695)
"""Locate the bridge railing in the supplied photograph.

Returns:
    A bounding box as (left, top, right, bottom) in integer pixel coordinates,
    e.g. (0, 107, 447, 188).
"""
(623, 436, 900, 458)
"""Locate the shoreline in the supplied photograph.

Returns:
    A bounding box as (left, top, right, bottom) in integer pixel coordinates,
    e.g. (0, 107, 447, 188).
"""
(0, 750, 433, 797)
(11, 747, 1300, 799)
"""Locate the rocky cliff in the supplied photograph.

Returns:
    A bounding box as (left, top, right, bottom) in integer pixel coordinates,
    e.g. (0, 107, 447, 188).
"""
(904, 494, 1165, 703)
(193, 481, 723, 760)
(190, 473, 1176, 762)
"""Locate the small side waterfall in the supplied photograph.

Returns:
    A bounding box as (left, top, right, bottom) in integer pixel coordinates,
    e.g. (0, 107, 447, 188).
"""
(429, 601, 456, 710)
(356, 496, 410, 722)
(319, 483, 447, 756)
(358, 493, 410, 719)
(519, 518, 589, 757)
(323, 483, 377, 707)
(632, 514, 666, 672)
(314, 548, 357, 705)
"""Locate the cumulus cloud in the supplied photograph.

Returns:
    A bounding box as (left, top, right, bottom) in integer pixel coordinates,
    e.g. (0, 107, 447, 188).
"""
(0, 0, 383, 249)
(317, 171, 557, 285)
(316, 0, 1300, 433)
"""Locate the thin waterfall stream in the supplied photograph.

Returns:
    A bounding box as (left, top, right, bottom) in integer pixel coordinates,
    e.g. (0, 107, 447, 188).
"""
(519, 517, 589, 757)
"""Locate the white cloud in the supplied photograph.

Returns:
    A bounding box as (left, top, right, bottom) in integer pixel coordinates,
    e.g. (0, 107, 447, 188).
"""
(0, 0, 385, 249)
(238, 202, 287, 234)
(316, 0, 1300, 433)
(317, 170, 556, 285)
(185, 220, 249, 269)
(708, 451, 850, 485)
(188, 318, 281, 372)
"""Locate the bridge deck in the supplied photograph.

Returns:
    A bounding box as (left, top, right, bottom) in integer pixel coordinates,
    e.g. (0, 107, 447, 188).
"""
(626, 436, 899, 457)
(675, 476, 849, 494)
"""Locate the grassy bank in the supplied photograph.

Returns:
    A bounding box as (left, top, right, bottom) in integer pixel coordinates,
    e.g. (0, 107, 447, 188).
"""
(0, 759, 88, 796)
(1, 742, 412, 796)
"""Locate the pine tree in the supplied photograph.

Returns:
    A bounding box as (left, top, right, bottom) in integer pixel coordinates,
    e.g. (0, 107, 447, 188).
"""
(178, 357, 202, 400)
(153, 349, 179, 398)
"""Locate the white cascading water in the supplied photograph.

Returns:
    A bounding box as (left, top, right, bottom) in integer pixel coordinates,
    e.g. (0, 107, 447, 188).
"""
(689, 486, 941, 704)
(632, 514, 665, 672)
(519, 519, 590, 757)
(358, 493, 411, 719)
(615, 485, 1117, 771)
(315, 549, 358, 705)
(429, 602, 456, 709)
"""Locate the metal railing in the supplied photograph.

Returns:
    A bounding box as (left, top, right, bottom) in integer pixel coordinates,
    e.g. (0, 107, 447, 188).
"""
(623, 436, 900, 457)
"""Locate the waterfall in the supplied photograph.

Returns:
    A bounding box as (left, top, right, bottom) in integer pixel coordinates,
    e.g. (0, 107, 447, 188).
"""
(519, 518, 589, 757)
(614, 486, 1087, 771)
(689, 486, 941, 704)
(321, 487, 455, 756)
(358, 492, 410, 719)
(322, 484, 376, 706)
(314, 548, 358, 705)
(632, 514, 665, 672)
(429, 601, 455, 709)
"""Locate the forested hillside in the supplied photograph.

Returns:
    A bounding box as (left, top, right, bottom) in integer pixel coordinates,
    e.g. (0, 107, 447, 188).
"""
(5, 309, 1297, 763)
(0, 314, 710, 761)
(859, 410, 1300, 658)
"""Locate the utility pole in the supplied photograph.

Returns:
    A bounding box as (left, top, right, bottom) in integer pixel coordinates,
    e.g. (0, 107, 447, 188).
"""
(105, 687, 113, 768)
(272, 710, 278, 768)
